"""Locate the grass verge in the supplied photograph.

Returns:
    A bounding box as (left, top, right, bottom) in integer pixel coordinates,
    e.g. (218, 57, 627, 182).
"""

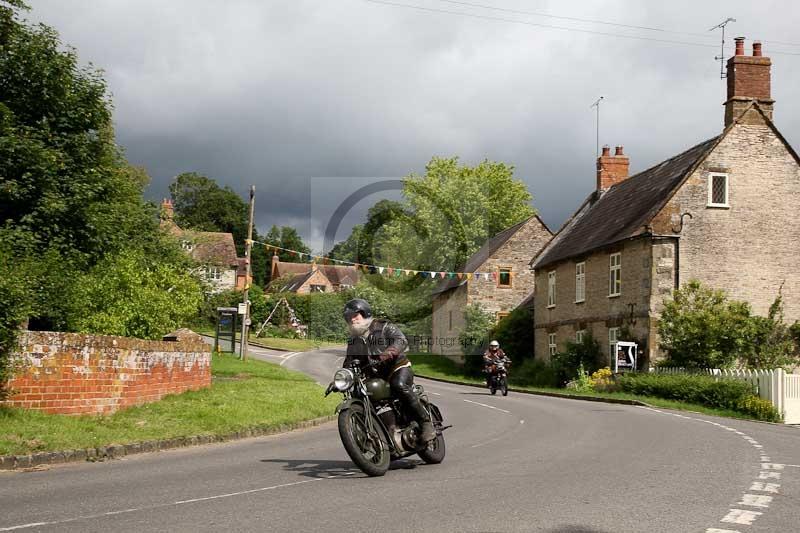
(0, 353, 339, 456)
(246, 336, 342, 352)
(408, 354, 763, 422)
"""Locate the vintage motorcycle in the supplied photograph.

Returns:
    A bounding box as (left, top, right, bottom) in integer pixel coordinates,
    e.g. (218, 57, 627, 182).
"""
(487, 357, 510, 396)
(325, 359, 448, 477)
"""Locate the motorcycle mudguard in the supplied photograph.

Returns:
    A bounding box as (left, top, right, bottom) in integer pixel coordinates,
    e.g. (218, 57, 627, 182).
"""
(336, 399, 397, 453)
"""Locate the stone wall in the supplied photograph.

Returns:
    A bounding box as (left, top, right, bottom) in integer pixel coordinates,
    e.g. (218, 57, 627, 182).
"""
(431, 285, 468, 359)
(4, 331, 211, 415)
(654, 121, 800, 323)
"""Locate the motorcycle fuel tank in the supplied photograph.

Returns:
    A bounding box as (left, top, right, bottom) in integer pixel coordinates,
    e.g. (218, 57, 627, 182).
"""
(365, 378, 392, 401)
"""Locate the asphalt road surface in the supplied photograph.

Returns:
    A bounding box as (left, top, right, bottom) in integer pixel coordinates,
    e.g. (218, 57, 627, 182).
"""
(2, 345, 799, 532)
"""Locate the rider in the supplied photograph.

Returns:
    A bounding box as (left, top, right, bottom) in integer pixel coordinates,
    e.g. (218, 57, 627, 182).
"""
(342, 298, 436, 443)
(483, 340, 509, 387)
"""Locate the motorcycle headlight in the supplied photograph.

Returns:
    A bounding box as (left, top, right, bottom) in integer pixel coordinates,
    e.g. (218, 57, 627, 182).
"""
(333, 368, 354, 391)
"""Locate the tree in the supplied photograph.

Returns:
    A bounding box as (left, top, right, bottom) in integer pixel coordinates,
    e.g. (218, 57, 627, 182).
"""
(263, 225, 311, 284)
(382, 157, 536, 271)
(658, 281, 754, 369)
(488, 306, 535, 362)
(460, 304, 495, 376)
(744, 291, 799, 369)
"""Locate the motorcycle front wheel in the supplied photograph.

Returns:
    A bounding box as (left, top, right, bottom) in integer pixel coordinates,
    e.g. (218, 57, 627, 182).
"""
(338, 404, 390, 477)
(500, 376, 508, 396)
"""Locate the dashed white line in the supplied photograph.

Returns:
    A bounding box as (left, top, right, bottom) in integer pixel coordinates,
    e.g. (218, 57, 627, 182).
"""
(461, 399, 510, 414)
(0, 474, 352, 531)
(720, 509, 762, 525)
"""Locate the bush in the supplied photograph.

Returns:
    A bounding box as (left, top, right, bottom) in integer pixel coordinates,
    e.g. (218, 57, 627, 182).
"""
(551, 333, 605, 386)
(616, 372, 760, 410)
(460, 304, 495, 376)
(736, 395, 783, 423)
(488, 306, 535, 362)
(509, 358, 558, 388)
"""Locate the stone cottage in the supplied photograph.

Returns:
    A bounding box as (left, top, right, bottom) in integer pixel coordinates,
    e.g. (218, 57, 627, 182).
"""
(531, 39, 800, 367)
(160, 199, 242, 293)
(431, 215, 552, 359)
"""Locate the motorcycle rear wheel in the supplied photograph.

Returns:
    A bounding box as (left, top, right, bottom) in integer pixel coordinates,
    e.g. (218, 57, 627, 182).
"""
(417, 408, 446, 465)
(338, 404, 390, 477)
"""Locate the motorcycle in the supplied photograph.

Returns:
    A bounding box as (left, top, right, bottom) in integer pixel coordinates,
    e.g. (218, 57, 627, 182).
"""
(487, 357, 510, 396)
(325, 359, 449, 477)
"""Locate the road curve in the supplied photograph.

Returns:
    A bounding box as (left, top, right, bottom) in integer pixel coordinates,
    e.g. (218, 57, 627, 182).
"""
(1, 346, 799, 533)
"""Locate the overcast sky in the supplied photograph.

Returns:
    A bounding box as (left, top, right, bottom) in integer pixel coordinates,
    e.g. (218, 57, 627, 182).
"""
(27, 0, 800, 254)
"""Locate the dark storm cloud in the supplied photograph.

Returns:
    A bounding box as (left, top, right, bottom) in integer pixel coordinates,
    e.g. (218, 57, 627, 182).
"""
(29, 0, 800, 251)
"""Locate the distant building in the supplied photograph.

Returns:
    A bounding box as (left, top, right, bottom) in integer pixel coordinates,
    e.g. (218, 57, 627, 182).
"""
(270, 255, 359, 293)
(531, 39, 800, 367)
(431, 215, 552, 359)
(160, 199, 244, 293)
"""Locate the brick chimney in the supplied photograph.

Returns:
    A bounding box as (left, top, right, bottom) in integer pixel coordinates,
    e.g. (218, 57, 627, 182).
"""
(597, 145, 630, 191)
(271, 252, 280, 279)
(725, 37, 773, 126)
(160, 198, 174, 222)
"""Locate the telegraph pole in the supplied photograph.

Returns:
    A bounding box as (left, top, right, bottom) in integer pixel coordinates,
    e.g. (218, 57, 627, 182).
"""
(240, 185, 255, 361)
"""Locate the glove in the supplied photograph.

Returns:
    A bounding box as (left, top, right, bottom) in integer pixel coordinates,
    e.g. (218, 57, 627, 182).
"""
(376, 351, 394, 363)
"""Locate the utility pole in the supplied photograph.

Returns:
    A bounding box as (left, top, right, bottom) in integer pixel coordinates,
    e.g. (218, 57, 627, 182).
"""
(590, 96, 604, 157)
(240, 185, 255, 361)
(710, 18, 736, 79)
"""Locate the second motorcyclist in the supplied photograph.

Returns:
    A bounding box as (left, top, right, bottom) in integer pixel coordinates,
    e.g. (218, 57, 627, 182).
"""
(483, 340, 510, 388)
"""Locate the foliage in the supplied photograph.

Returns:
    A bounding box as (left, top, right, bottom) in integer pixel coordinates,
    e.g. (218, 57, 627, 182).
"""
(659, 281, 800, 370)
(487, 306, 535, 363)
(460, 304, 495, 376)
(658, 281, 754, 369)
(590, 367, 614, 391)
(566, 363, 594, 392)
(551, 333, 605, 386)
(735, 395, 783, 423)
(0, 244, 33, 399)
(508, 358, 559, 388)
(67, 249, 204, 340)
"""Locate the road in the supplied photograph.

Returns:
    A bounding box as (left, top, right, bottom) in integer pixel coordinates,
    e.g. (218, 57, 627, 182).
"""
(1, 345, 799, 532)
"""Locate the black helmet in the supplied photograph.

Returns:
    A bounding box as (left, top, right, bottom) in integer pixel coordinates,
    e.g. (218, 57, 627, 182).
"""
(343, 298, 372, 322)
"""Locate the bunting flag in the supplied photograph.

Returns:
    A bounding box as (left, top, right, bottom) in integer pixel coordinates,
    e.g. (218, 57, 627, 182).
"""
(257, 238, 518, 282)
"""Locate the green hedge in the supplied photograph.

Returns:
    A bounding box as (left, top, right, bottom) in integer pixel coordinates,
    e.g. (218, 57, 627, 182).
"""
(617, 373, 782, 422)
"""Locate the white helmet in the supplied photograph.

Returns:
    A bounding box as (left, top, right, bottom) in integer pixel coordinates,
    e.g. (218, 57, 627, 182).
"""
(489, 340, 500, 348)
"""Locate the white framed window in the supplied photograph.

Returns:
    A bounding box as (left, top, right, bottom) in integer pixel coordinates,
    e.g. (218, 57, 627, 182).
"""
(547, 271, 556, 308)
(576, 330, 586, 344)
(707, 173, 729, 208)
(548, 333, 557, 356)
(609, 253, 621, 297)
(608, 327, 620, 359)
(575, 262, 586, 303)
(310, 284, 326, 293)
(206, 266, 221, 280)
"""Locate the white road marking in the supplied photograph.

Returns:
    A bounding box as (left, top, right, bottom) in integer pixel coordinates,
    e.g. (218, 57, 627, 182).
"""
(461, 399, 510, 414)
(749, 482, 780, 494)
(737, 494, 772, 508)
(429, 392, 442, 396)
(720, 509, 762, 525)
(279, 352, 301, 366)
(706, 529, 741, 533)
(0, 474, 351, 531)
(758, 471, 781, 480)
(781, 463, 800, 468)
(761, 463, 784, 470)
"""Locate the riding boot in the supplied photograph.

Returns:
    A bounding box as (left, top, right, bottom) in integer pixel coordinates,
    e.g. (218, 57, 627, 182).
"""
(390, 367, 436, 442)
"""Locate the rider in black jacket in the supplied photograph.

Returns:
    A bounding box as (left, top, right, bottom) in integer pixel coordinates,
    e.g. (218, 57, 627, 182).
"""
(342, 298, 436, 443)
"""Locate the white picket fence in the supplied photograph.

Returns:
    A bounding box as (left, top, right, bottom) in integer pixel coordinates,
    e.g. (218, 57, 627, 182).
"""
(652, 367, 800, 424)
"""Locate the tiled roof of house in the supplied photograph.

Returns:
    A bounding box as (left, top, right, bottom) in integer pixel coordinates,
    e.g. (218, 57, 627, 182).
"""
(532, 136, 720, 269)
(274, 261, 312, 277)
(281, 271, 317, 292)
(319, 265, 359, 286)
(183, 231, 239, 267)
(432, 215, 547, 296)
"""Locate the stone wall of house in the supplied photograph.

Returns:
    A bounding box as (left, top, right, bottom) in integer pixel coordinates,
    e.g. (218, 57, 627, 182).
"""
(533, 238, 653, 365)
(3, 331, 211, 415)
(297, 269, 333, 294)
(431, 285, 468, 360)
(467, 217, 552, 317)
(205, 267, 237, 293)
(654, 120, 800, 323)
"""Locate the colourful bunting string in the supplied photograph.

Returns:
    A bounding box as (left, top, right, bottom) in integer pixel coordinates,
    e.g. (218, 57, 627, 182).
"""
(257, 239, 519, 283)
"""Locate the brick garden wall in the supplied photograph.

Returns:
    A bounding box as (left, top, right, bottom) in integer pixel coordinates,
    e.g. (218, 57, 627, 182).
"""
(4, 331, 211, 415)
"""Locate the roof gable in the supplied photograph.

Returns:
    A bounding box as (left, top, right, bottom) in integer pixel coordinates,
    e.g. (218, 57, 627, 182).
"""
(433, 215, 551, 295)
(532, 136, 719, 269)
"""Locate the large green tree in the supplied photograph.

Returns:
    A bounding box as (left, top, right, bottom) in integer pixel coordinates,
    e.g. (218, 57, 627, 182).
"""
(382, 157, 536, 271)
(0, 1, 203, 355)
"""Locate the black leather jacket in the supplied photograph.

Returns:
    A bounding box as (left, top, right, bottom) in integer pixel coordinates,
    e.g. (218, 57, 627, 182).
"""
(344, 319, 409, 380)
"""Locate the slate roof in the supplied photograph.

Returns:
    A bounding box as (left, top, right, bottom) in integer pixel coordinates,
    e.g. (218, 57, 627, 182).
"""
(432, 215, 545, 296)
(516, 291, 536, 310)
(532, 136, 720, 269)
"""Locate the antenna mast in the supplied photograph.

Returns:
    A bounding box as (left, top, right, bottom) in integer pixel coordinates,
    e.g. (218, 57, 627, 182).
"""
(590, 96, 604, 157)
(710, 17, 736, 79)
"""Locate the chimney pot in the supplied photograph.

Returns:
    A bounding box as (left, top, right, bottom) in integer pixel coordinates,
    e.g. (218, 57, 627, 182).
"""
(753, 41, 762, 56)
(615, 146, 624, 156)
(601, 145, 610, 156)
(735, 37, 745, 55)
